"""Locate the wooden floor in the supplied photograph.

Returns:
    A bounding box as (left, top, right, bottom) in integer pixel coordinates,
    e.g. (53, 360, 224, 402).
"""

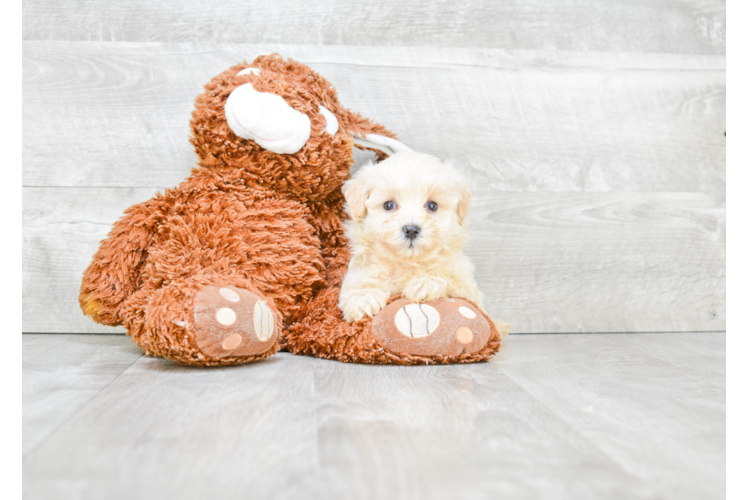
(23, 333, 725, 499)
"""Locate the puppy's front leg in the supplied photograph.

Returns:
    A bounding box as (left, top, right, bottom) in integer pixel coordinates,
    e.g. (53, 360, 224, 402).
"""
(403, 274, 449, 303)
(339, 260, 391, 322)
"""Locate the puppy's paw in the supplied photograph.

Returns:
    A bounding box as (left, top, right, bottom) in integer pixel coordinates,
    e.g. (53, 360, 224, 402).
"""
(403, 275, 449, 303)
(340, 288, 390, 322)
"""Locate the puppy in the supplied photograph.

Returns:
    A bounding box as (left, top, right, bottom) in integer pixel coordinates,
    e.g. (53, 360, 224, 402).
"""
(339, 152, 483, 322)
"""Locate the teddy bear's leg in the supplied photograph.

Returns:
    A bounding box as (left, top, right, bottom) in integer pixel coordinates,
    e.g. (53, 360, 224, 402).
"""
(284, 289, 504, 365)
(80, 197, 167, 326)
(122, 275, 282, 366)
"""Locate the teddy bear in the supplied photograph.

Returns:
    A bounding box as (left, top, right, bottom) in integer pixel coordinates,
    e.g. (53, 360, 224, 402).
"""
(79, 54, 505, 366)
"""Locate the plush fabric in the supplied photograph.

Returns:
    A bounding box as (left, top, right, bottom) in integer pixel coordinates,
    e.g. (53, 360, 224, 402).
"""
(285, 291, 505, 365)
(351, 133, 414, 156)
(79, 54, 503, 366)
(225, 82, 312, 154)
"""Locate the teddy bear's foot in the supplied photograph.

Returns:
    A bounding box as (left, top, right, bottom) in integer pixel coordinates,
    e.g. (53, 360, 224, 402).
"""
(371, 298, 491, 357)
(193, 285, 279, 359)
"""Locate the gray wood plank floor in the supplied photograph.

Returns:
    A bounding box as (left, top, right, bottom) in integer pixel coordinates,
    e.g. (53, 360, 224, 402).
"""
(22, 333, 725, 500)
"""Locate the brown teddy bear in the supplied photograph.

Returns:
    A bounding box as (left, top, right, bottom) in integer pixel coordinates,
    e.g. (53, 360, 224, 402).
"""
(80, 54, 504, 366)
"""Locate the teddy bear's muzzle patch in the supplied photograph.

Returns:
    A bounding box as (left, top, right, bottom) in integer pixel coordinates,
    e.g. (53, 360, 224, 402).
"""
(224, 83, 312, 155)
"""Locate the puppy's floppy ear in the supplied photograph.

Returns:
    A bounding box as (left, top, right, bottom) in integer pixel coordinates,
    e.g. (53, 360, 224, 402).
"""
(342, 167, 371, 222)
(443, 159, 471, 225)
(456, 183, 471, 225)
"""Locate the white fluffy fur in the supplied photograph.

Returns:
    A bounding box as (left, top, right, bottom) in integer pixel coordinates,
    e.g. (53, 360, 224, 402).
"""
(339, 152, 484, 322)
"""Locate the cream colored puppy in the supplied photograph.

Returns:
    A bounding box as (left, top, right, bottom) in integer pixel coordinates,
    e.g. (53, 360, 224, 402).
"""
(339, 152, 483, 322)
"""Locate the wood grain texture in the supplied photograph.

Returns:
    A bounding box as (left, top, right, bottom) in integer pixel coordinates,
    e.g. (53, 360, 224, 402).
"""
(468, 190, 725, 333)
(21, 0, 725, 56)
(23, 42, 725, 193)
(22, 335, 143, 454)
(22, 333, 725, 500)
(22, 21, 725, 335)
(498, 333, 725, 499)
(23, 187, 159, 333)
(22, 187, 725, 334)
(23, 346, 318, 500)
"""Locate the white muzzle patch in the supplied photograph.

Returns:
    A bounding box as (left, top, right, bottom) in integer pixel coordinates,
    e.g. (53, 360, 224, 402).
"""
(224, 83, 311, 154)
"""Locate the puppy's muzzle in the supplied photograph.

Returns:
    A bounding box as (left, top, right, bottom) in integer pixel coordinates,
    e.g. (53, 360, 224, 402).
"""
(403, 225, 421, 241)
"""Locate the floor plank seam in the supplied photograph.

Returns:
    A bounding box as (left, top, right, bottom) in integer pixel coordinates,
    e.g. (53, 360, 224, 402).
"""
(22, 351, 145, 458)
(499, 364, 693, 485)
(499, 366, 646, 482)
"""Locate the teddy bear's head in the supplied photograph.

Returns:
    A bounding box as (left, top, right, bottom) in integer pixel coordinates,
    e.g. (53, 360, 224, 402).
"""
(190, 54, 410, 203)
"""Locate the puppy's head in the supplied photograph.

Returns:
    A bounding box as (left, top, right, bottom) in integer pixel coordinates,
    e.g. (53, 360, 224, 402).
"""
(342, 152, 471, 259)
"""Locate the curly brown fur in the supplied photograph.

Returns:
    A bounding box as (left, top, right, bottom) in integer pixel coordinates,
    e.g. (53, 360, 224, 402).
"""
(80, 54, 503, 366)
(80, 55, 390, 365)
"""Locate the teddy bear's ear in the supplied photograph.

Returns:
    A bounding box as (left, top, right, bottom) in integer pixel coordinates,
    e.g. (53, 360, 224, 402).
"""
(351, 133, 413, 157)
(318, 105, 339, 135)
(237, 67, 261, 76)
(341, 168, 372, 223)
(225, 83, 312, 154)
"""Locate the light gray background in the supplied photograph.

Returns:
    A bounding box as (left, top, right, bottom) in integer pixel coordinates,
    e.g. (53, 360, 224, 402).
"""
(22, 3, 726, 499)
(22, 0, 725, 335)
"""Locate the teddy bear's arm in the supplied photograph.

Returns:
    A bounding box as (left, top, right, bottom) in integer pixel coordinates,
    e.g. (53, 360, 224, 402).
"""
(343, 111, 397, 139)
(340, 112, 408, 160)
(79, 197, 168, 326)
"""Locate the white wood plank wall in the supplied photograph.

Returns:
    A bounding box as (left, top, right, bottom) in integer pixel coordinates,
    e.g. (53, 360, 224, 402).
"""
(22, 1, 725, 334)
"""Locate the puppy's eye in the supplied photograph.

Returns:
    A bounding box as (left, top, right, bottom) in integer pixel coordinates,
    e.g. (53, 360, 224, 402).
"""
(426, 201, 438, 212)
(383, 201, 396, 211)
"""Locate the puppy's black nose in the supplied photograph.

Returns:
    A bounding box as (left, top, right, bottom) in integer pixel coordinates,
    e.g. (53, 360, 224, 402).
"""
(403, 225, 421, 240)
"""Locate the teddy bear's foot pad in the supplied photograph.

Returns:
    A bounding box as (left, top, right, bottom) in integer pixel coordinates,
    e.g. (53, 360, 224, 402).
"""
(193, 285, 277, 358)
(371, 298, 490, 357)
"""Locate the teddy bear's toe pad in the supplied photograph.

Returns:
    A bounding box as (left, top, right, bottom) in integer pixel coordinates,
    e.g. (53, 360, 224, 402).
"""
(194, 285, 277, 358)
(372, 298, 491, 357)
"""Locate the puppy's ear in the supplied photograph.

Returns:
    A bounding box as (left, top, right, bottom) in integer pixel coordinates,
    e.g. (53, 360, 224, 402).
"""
(456, 184, 471, 225)
(443, 159, 471, 225)
(342, 169, 371, 223)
